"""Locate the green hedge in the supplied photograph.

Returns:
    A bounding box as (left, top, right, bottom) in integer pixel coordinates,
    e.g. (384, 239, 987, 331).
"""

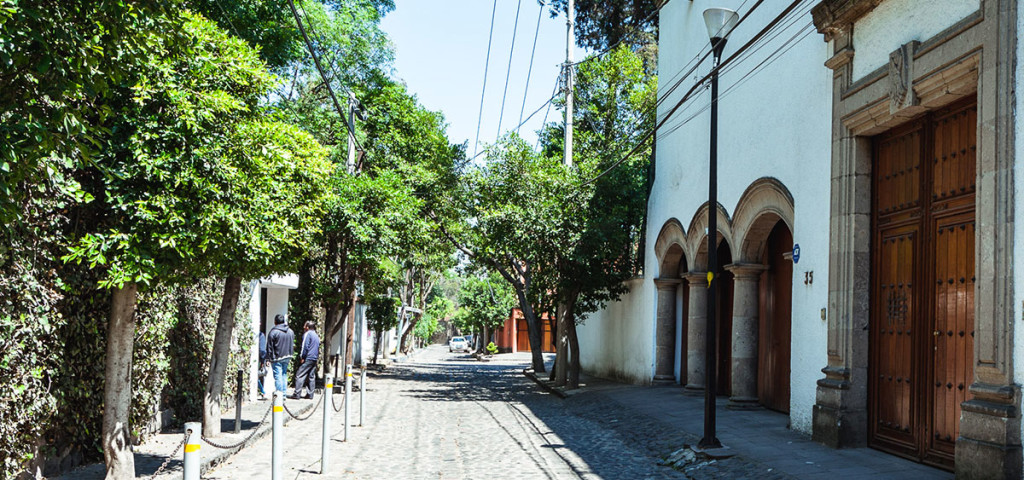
(1, 235, 254, 477)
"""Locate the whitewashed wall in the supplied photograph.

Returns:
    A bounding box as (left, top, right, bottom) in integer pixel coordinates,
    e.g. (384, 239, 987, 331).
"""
(578, 0, 832, 433)
(577, 278, 655, 384)
(851, 0, 979, 81)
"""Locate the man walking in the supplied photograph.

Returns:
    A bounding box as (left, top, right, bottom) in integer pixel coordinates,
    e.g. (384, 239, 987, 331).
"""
(291, 321, 320, 399)
(267, 314, 295, 394)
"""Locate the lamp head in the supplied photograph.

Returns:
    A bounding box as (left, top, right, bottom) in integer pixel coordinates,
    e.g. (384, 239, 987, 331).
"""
(703, 7, 739, 46)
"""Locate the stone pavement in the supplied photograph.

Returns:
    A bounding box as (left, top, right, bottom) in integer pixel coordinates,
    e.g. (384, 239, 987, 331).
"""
(57, 346, 955, 479)
(53, 393, 317, 479)
(205, 346, 688, 479)
(566, 376, 953, 480)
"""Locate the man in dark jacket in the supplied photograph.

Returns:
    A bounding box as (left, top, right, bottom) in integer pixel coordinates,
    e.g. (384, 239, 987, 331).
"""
(291, 320, 320, 399)
(266, 314, 295, 394)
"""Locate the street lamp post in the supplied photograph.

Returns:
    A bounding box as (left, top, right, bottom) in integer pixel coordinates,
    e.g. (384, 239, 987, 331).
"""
(699, 6, 738, 450)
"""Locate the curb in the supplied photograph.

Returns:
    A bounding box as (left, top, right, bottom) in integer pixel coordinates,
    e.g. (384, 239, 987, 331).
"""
(198, 398, 318, 475)
(523, 369, 569, 399)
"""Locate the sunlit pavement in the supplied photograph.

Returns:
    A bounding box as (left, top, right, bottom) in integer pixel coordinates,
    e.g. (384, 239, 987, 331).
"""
(204, 345, 688, 479)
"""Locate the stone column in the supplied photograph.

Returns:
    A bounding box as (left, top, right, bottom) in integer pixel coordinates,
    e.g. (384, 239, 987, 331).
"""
(653, 278, 681, 382)
(682, 272, 708, 394)
(725, 264, 767, 409)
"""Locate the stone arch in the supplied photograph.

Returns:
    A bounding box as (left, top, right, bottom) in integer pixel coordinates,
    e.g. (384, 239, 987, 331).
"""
(731, 178, 795, 263)
(654, 219, 688, 277)
(687, 202, 734, 271)
(653, 219, 688, 384)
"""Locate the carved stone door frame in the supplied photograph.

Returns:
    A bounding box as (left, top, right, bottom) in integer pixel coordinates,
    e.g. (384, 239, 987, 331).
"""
(810, 0, 1020, 476)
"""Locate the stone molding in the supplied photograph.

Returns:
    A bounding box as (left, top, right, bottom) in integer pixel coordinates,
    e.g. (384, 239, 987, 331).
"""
(654, 218, 688, 277)
(811, 0, 885, 42)
(687, 203, 734, 271)
(731, 178, 796, 263)
(724, 263, 769, 279)
(812, 0, 1021, 475)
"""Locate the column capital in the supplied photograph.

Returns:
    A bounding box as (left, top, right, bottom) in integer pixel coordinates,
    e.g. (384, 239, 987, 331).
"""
(653, 277, 682, 288)
(681, 272, 708, 287)
(725, 263, 768, 279)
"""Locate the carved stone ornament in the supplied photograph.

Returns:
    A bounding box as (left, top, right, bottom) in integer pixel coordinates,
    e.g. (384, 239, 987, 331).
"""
(888, 42, 919, 114)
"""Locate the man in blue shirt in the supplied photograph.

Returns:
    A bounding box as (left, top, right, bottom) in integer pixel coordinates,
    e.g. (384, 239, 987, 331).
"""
(291, 320, 320, 399)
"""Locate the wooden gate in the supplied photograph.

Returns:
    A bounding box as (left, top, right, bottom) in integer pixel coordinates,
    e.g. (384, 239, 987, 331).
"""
(758, 221, 792, 413)
(869, 100, 975, 469)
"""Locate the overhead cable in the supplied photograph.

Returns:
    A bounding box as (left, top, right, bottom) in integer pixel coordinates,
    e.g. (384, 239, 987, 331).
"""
(496, 0, 525, 141)
(583, 0, 808, 185)
(473, 0, 500, 159)
(517, 1, 546, 134)
(285, 0, 363, 152)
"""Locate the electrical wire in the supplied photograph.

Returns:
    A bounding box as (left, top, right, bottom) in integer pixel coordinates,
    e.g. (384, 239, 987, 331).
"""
(474, 0, 500, 159)
(582, 0, 808, 185)
(496, 0, 525, 141)
(517, 1, 546, 134)
(285, 0, 363, 152)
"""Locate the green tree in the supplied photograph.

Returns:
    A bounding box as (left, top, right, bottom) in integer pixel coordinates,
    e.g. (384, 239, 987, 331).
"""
(199, 121, 334, 437)
(454, 274, 516, 352)
(58, 12, 304, 477)
(439, 135, 571, 372)
(366, 294, 399, 364)
(544, 45, 656, 388)
(547, 0, 661, 52)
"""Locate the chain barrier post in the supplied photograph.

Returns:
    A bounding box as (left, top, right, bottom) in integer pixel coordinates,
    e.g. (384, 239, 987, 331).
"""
(272, 391, 283, 480)
(320, 374, 333, 474)
(183, 422, 201, 480)
(234, 368, 243, 433)
(344, 364, 352, 442)
(359, 366, 365, 426)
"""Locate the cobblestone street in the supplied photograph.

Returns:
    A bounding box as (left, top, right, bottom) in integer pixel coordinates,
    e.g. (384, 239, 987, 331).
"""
(205, 346, 690, 479)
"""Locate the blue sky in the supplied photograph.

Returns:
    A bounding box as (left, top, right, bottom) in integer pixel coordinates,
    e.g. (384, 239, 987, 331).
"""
(380, 1, 588, 156)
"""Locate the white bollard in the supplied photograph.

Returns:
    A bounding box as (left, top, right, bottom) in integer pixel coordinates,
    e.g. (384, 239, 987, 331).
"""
(183, 422, 201, 480)
(344, 364, 352, 442)
(320, 375, 333, 474)
(272, 391, 284, 480)
(359, 366, 365, 427)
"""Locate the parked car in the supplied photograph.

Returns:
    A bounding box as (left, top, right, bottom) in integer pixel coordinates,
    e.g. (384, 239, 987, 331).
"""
(449, 336, 469, 353)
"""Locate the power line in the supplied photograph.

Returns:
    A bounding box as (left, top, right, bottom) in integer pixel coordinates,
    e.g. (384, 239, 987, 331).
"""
(496, 0, 524, 141)
(285, 0, 363, 152)
(473, 0, 500, 159)
(583, 0, 807, 185)
(517, 1, 545, 134)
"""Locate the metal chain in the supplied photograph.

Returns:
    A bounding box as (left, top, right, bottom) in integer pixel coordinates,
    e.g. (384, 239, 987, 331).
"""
(282, 394, 323, 421)
(201, 402, 273, 450)
(149, 429, 187, 479)
(331, 389, 346, 413)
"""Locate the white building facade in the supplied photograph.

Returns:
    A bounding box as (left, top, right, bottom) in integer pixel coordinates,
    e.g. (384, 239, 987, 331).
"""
(577, 0, 1024, 476)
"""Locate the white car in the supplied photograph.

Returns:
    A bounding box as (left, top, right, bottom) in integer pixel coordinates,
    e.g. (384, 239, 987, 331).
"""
(449, 336, 469, 353)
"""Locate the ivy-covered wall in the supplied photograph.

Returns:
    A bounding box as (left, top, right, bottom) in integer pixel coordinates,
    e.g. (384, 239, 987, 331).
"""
(0, 216, 254, 477)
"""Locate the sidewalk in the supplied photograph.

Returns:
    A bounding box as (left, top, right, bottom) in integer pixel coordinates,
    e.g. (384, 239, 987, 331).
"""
(539, 371, 953, 480)
(53, 395, 318, 479)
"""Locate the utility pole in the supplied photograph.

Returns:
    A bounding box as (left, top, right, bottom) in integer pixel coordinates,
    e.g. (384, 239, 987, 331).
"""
(347, 91, 357, 174)
(563, 0, 574, 168)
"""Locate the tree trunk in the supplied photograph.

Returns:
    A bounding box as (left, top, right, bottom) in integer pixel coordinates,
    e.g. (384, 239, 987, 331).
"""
(102, 283, 139, 480)
(513, 289, 545, 372)
(554, 302, 569, 387)
(399, 312, 421, 355)
(203, 276, 242, 437)
(345, 302, 355, 365)
(568, 313, 581, 389)
(372, 330, 382, 365)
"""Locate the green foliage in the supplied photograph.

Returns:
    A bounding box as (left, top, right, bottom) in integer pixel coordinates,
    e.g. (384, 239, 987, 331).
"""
(454, 274, 515, 334)
(62, 11, 279, 288)
(547, 0, 660, 54)
(0, 0, 178, 234)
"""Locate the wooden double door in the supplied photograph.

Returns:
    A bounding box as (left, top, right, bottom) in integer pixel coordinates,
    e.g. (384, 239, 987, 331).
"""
(869, 100, 976, 469)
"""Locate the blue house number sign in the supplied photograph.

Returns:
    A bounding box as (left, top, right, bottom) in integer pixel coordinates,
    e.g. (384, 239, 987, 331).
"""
(792, 244, 800, 264)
